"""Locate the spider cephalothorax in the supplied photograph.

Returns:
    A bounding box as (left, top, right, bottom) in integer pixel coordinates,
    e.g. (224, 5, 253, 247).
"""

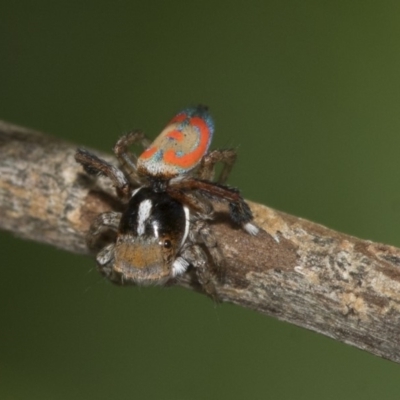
(75, 105, 258, 298)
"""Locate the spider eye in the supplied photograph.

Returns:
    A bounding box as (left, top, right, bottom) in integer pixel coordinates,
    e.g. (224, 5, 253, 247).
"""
(163, 239, 172, 249)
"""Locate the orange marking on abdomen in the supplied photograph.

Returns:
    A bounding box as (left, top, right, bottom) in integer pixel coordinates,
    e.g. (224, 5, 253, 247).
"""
(140, 146, 157, 159)
(163, 116, 211, 169)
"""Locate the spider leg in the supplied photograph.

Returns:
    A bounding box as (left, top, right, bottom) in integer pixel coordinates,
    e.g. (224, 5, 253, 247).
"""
(173, 178, 259, 235)
(75, 149, 130, 197)
(197, 149, 237, 183)
(190, 219, 224, 269)
(180, 243, 218, 300)
(167, 188, 214, 217)
(96, 242, 124, 284)
(113, 130, 152, 184)
(86, 211, 121, 250)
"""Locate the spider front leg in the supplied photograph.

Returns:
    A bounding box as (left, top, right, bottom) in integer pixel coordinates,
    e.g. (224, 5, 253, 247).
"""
(86, 211, 122, 250)
(166, 192, 221, 299)
(180, 243, 219, 300)
(96, 243, 125, 285)
(190, 219, 224, 270)
(197, 149, 237, 183)
(87, 211, 126, 285)
(75, 149, 130, 197)
(113, 130, 152, 184)
(86, 212, 122, 277)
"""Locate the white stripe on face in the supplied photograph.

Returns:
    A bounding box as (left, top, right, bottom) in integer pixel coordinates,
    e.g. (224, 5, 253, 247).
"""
(137, 199, 152, 235)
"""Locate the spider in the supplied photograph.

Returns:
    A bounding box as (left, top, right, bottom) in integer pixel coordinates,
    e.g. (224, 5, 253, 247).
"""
(75, 105, 258, 298)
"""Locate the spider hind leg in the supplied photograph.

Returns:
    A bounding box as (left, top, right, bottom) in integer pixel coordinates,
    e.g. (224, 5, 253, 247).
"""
(113, 130, 152, 184)
(197, 148, 237, 183)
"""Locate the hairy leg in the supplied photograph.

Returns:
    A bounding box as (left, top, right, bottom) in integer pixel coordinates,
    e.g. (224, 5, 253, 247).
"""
(95, 243, 124, 285)
(113, 130, 152, 184)
(180, 243, 218, 300)
(173, 178, 258, 234)
(86, 211, 121, 250)
(197, 149, 237, 183)
(75, 149, 130, 197)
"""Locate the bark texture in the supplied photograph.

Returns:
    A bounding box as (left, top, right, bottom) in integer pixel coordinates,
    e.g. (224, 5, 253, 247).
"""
(1, 120, 400, 362)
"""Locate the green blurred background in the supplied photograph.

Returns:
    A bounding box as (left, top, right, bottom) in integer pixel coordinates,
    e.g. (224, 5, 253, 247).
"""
(2, 1, 400, 399)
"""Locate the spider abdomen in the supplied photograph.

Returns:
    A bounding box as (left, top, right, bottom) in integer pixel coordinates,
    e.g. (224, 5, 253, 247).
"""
(137, 106, 214, 178)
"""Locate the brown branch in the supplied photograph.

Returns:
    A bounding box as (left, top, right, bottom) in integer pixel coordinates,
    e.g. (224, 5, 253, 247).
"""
(1, 119, 400, 362)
